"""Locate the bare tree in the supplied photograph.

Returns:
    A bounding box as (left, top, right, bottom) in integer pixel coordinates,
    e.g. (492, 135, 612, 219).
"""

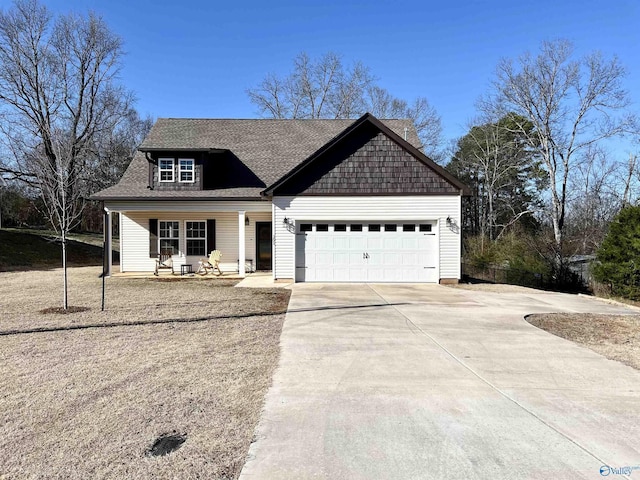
(83, 109, 153, 195)
(248, 52, 373, 120)
(247, 52, 443, 156)
(365, 86, 442, 158)
(448, 113, 543, 241)
(621, 152, 638, 206)
(0, 0, 133, 309)
(565, 146, 622, 254)
(486, 40, 634, 257)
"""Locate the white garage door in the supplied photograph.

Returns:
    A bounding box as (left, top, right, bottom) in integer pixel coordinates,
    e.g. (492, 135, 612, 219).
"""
(295, 222, 438, 282)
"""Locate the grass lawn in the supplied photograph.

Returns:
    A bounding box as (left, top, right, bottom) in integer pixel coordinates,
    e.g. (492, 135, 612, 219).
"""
(0, 228, 118, 271)
(0, 267, 290, 479)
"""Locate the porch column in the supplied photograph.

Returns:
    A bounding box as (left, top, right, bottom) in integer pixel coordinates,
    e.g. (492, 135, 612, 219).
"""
(103, 207, 112, 277)
(238, 210, 246, 277)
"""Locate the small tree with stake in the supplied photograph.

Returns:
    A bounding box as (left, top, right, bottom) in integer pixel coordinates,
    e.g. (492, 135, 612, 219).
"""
(29, 137, 85, 308)
(0, 0, 132, 309)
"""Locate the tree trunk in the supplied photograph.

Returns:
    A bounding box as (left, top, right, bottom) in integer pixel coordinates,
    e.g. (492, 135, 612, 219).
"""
(62, 234, 68, 310)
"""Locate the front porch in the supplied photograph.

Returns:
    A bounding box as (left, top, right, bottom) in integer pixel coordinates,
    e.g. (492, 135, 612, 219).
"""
(102, 201, 273, 278)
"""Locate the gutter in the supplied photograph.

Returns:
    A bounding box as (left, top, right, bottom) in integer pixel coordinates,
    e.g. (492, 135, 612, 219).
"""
(145, 151, 155, 190)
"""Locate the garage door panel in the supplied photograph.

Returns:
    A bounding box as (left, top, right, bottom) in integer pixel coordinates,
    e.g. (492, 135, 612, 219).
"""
(419, 253, 437, 267)
(349, 267, 367, 281)
(383, 237, 401, 249)
(333, 252, 349, 266)
(349, 236, 366, 249)
(296, 222, 438, 283)
(367, 237, 383, 250)
(316, 253, 332, 266)
(402, 237, 419, 249)
(333, 267, 350, 281)
(316, 237, 332, 249)
(383, 253, 401, 265)
(333, 236, 349, 249)
(402, 253, 419, 265)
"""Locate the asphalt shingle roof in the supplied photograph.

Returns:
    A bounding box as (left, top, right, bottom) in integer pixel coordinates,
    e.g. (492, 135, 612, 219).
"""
(92, 118, 422, 200)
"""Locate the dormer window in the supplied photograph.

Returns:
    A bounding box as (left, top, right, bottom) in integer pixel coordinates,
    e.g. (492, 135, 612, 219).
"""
(179, 159, 195, 183)
(159, 158, 174, 182)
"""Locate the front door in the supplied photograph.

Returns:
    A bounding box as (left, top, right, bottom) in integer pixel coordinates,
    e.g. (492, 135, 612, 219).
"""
(256, 222, 272, 270)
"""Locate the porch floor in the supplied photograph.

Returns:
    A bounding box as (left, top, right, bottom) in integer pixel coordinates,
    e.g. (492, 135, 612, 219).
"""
(110, 270, 291, 288)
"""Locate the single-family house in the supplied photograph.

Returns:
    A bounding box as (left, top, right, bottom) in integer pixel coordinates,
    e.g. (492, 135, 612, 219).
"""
(92, 113, 469, 283)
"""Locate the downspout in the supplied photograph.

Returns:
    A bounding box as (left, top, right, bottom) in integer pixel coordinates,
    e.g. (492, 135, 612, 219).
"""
(145, 151, 155, 189)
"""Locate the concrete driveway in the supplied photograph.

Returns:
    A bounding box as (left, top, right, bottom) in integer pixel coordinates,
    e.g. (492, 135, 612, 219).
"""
(240, 284, 640, 480)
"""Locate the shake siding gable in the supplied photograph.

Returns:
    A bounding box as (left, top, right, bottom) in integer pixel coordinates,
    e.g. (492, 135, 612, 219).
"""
(269, 123, 462, 197)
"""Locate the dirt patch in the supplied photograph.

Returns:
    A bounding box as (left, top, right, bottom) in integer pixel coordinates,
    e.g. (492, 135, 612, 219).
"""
(527, 313, 640, 370)
(147, 433, 187, 457)
(0, 266, 290, 479)
(39, 306, 91, 314)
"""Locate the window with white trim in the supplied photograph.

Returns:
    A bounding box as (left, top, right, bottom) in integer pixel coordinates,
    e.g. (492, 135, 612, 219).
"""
(159, 158, 174, 182)
(159, 221, 179, 254)
(186, 221, 206, 256)
(179, 158, 195, 183)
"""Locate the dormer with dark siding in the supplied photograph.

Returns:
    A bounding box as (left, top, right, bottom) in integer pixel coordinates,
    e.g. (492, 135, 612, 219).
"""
(149, 151, 204, 191)
(146, 150, 266, 192)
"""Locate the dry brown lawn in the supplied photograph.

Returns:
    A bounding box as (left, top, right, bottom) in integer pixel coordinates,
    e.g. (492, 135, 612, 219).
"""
(0, 267, 290, 479)
(527, 313, 640, 371)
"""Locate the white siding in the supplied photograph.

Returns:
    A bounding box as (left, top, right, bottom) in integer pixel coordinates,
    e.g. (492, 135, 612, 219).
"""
(120, 213, 154, 272)
(119, 209, 272, 273)
(272, 196, 462, 281)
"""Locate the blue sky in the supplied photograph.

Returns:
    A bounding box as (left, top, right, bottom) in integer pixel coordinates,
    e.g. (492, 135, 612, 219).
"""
(15, 0, 640, 152)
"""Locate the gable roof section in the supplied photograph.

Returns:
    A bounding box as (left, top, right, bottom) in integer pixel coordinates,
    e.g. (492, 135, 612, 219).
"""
(92, 117, 422, 200)
(263, 113, 469, 196)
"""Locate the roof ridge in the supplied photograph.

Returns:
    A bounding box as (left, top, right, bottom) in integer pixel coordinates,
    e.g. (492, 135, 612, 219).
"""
(154, 117, 414, 122)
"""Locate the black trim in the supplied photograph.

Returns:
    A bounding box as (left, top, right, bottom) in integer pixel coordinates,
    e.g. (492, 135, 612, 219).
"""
(139, 147, 218, 153)
(91, 196, 270, 202)
(149, 219, 158, 258)
(276, 191, 462, 197)
(206, 219, 216, 254)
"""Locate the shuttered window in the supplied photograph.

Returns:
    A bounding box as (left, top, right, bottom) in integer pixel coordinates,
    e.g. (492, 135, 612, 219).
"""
(159, 221, 179, 254)
(186, 221, 206, 256)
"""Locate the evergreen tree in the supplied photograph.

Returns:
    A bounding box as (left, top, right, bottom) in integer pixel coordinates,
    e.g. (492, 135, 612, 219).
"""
(593, 206, 640, 299)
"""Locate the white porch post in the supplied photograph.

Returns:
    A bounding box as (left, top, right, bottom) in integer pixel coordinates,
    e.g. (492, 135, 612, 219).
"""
(104, 208, 113, 277)
(238, 210, 246, 277)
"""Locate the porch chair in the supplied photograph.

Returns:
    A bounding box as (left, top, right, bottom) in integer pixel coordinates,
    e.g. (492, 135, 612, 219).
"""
(197, 250, 223, 276)
(154, 249, 174, 275)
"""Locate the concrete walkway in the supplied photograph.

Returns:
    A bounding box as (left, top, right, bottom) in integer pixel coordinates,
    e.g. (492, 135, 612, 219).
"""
(234, 272, 293, 289)
(240, 284, 640, 480)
